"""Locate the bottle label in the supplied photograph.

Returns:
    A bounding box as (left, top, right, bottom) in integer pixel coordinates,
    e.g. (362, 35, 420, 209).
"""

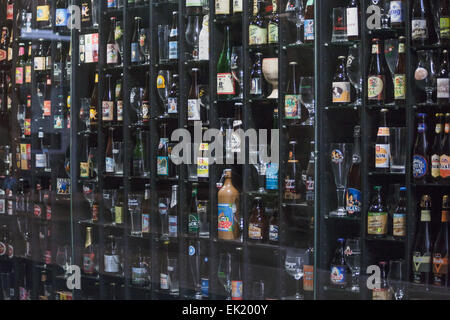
(330, 266, 346, 285)
(34, 57, 46, 71)
(169, 215, 177, 235)
(132, 267, 148, 285)
(248, 223, 262, 240)
(440, 154, 450, 178)
(413, 155, 428, 179)
(394, 74, 406, 99)
(15, 67, 24, 84)
(188, 99, 201, 121)
(34, 204, 42, 217)
(54, 115, 64, 129)
(433, 255, 448, 280)
(268, 22, 279, 43)
(92, 204, 98, 221)
(216, 0, 230, 14)
(372, 288, 391, 300)
(346, 7, 358, 37)
(142, 213, 150, 233)
(368, 76, 385, 100)
(80, 162, 89, 178)
(249, 26, 267, 45)
(6, 4, 13, 20)
(231, 280, 243, 300)
(304, 20, 314, 41)
(421, 209, 431, 222)
(157, 156, 169, 176)
(36, 5, 50, 22)
(115, 206, 123, 224)
(197, 156, 209, 178)
(105, 157, 114, 173)
(389, 1, 403, 23)
(440, 17, 450, 39)
(250, 77, 262, 95)
(284, 179, 300, 199)
(393, 213, 406, 236)
(24, 119, 31, 136)
(168, 97, 177, 113)
(102, 101, 114, 121)
(231, 131, 241, 153)
(83, 253, 95, 273)
(269, 224, 279, 241)
(375, 144, 390, 168)
(218, 203, 236, 233)
(43, 100, 51, 116)
(346, 188, 361, 215)
(217, 73, 235, 95)
(90, 106, 98, 123)
(367, 211, 388, 235)
(55, 9, 69, 27)
(266, 163, 279, 190)
(106, 43, 119, 64)
(131, 43, 139, 63)
(332, 82, 351, 103)
(412, 20, 428, 40)
(413, 253, 431, 274)
(160, 273, 169, 289)
(107, 0, 117, 8)
(437, 78, 450, 99)
(53, 63, 62, 80)
(36, 153, 47, 168)
(104, 254, 120, 273)
(0, 199, 4, 214)
(431, 154, 441, 178)
(117, 101, 123, 121)
(201, 278, 209, 297)
(442, 210, 449, 223)
(188, 213, 199, 234)
(285, 95, 301, 119)
(304, 265, 314, 291)
(169, 41, 178, 60)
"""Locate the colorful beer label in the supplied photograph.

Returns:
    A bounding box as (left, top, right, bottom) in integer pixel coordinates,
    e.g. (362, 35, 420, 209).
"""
(157, 156, 169, 176)
(218, 203, 236, 233)
(249, 26, 267, 45)
(304, 19, 314, 41)
(188, 99, 201, 121)
(413, 154, 428, 178)
(440, 17, 450, 39)
(332, 81, 351, 103)
(36, 5, 50, 22)
(389, 1, 403, 23)
(346, 187, 361, 215)
(231, 280, 243, 300)
(368, 211, 388, 235)
(102, 101, 114, 121)
(375, 143, 390, 169)
(284, 95, 300, 119)
(106, 43, 119, 64)
(55, 8, 69, 27)
(368, 75, 385, 100)
(394, 74, 406, 99)
(330, 266, 346, 285)
(215, 0, 230, 14)
(268, 22, 278, 43)
(393, 212, 406, 237)
(266, 163, 279, 190)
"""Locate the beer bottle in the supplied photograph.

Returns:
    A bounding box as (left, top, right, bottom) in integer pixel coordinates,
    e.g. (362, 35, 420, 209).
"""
(25, 42, 32, 85)
(133, 128, 145, 176)
(266, 109, 279, 191)
(394, 36, 406, 102)
(217, 25, 235, 100)
(413, 113, 429, 182)
(106, 17, 120, 66)
(249, 0, 267, 46)
(43, 75, 52, 118)
(131, 17, 142, 65)
(284, 140, 301, 202)
(90, 73, 99, 127)
(160, 240, 169, 291)
(368, 38, 388, 104)
(346, 0, 360, 41)
(285, 61, 300, 123)
(142, 184, 150, 234)
(167, 74, 179, 115)
(412, 195, 433, 286)
(332, 56, 351, 104)
(305, 141, 315, 206)
(102, 74, 114, 122)
(441, 113, 450, 181)
(53, 42, 64, 85)
(36, 129, 47, 172)
(83, 227, 97, 275)
(392, 186, 407, 238)
(367, 186, 388, 236)
(437, 50, 449, 104)
(231, 247, 243, 299)
(268, 0, 279, 44)
(131, 246, 149, 287)
(142, 71, 150, 122)
(248, 197, 267, 242)
(114, 186, 124, 225)
(389, 0, 404, 29)
(188, 68, 201, 122)
(24, 95, 31, 137)
(115, 75, 123, 123)
(347, 126, 361, 216)
(375, 109, 390, 172)
(304, 0, 314, 43)
(45, 43, 52, 72)
(231, 102, 243, 154)
(188, 183, 199, 236)
(440, 0, 450, 45)
(412, 0, 436, 46)
(105, 127, 114, 173)
(34, 40, 46, 72)
(168, 12, 178, 62)
(169, 185, 178, 238)
(372, 261, 392, 300)
(80, 132, 90, 179)
(268, 205, 279, 243)
(250, 52, 264, 99)
(15, 43, 26, 87)
(200, 254, 209, 298)
(218, 169, 240, 240)
(330, 238, 347, 288)
(433, 195, 450, 286)
(55, 0, 68, 32)
(0, 29, 7, 66)
(431, 113, 444, 181)
(104, 235, 120, 274)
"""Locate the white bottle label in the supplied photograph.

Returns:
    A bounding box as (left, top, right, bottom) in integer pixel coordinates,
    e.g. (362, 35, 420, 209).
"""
(198, 16, 209, 61)
(346, 7, 359, 37)
(188, 99, 201, 121)
(104, 254, 119, 273)
(437, 78, 450, 99)
(216, 0, 230, 14)
(389, 1, 403, 23)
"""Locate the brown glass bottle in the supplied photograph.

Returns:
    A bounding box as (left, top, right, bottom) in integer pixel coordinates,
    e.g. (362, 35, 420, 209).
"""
(284, 140, 301, 202)
(218, 169, 240, 240)
(431, 113, 444, 182)
(433, 195, 449, 286)
(248, 197, 267, 242)
(368, 38, 388, 105)
(394, 36, 406, 102)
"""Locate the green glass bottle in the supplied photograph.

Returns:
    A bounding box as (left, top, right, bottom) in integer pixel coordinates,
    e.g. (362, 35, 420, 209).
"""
(188, 183, 199, 235)
(133, 128, 145, 176)
(217, 25, 235, 100)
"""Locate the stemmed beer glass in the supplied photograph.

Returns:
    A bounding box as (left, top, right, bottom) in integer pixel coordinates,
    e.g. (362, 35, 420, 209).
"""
(344, 238, 361, 292)
(284, 251, 304, 300)
(329, 143, 353, 217)
(286, 0, 305, 45)
(347, 46, 363, 106)
(218, 253, 232, 300)
(415, 50, 437, 104)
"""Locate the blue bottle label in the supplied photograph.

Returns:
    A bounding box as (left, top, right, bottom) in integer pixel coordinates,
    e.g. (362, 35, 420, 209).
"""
(218, 203, 235, 233)
(201, 278, 209, 297)
(169, 41, 178, 59)
(157, 156, 169, 176)
(413, 155, 428, 178)
(304, 19, 314, 40)
(330, 266, 346, 285)
(346, 187, 361, 215)
(266, 163, 279, 190)
(131, 42, 139, 63)
(55, 8, 69, 27)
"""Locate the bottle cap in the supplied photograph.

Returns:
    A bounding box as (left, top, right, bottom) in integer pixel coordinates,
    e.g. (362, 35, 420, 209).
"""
(400, 186, 406, 191)
(373, 186, 381, 190)
(337, 238, 344, 242)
